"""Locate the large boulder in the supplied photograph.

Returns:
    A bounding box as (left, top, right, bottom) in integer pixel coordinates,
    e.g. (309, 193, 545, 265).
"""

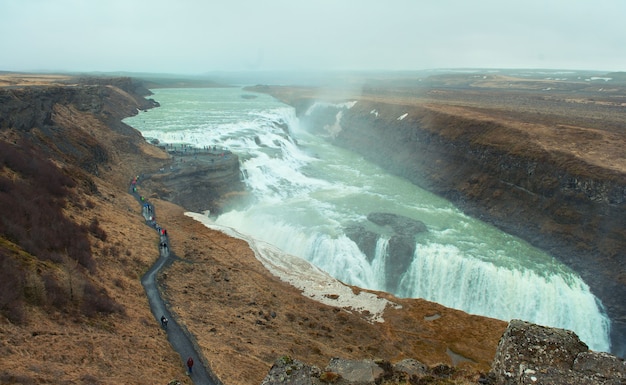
(392, 358, 429, 377)
(490, 319, 625, 385)
(366, 212, 427, 236)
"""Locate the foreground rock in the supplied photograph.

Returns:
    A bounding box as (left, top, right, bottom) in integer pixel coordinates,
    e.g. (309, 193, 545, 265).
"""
(261, 356, 460, 385)
(490, 320, 625, 385)
(345, 212, 427, 292)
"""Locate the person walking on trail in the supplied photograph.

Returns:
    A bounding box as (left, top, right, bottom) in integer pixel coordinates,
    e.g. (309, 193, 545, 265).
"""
(161, 315, 168, 329)
(187, 357, 194, 374)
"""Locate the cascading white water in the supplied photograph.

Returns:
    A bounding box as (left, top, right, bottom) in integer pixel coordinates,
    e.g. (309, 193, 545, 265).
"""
(371, 237, 390, 291)
(399, 243, 608, 337)
(124, 87, 611, 352)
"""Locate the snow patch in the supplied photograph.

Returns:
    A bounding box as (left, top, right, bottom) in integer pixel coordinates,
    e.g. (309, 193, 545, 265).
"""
(397, 113, 408, 120)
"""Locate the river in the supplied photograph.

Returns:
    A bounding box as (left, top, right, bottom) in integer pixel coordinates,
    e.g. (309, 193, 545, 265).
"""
(124, 87, 611, 352)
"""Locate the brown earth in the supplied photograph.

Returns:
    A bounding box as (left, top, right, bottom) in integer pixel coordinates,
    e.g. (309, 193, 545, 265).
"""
(0, 74, 507, 385)
(0, 75, 185, 384)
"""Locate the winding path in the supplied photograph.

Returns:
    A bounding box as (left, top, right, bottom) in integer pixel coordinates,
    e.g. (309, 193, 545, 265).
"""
(130, 177, 221, 385)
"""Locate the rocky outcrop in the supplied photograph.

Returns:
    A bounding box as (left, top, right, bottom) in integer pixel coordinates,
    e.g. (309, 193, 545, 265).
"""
(490, 320, 625, 385)
(144, 148, 246, 215)
(344, 212, 427, 292)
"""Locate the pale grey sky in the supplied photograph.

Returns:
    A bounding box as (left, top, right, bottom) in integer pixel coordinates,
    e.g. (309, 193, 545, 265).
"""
(1, 0, 624, 74)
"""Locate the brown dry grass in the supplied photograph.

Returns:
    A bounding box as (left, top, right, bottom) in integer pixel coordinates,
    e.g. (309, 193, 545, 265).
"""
(0, 74, 190, 384)
(0, 73, 75, 87)
(0, 176, 189, 384)
(418, 103, 626, 174)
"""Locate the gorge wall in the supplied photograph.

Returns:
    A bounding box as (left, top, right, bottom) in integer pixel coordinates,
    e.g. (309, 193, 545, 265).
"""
(255, 88, 626, 358)
(141, 147, 245, 215)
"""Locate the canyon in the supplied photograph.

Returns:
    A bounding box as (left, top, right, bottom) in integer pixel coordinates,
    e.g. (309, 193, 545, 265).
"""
(0, 72, 624, 385)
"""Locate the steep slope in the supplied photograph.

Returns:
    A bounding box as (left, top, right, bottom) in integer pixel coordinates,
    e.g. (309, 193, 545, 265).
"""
(0, 76, 184, 384)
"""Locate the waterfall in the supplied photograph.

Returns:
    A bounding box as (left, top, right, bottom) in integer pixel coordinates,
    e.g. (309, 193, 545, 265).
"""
(371, 237, 389, 292)
(124, 87, 612, 354)
(395, 242, 610, 351)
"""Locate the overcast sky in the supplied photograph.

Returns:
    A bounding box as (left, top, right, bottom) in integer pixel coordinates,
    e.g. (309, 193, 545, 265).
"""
(1, 0, 624, 74)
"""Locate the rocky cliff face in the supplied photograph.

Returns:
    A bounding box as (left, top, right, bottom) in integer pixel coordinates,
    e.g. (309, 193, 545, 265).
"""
(0, 76, 189, 383)
(142, 147, 246, 215)
(344, 212, 428, 293)
(255, 86, 626, 358)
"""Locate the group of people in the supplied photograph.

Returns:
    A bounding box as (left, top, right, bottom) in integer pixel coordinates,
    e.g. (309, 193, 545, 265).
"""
(131, 176, 196, 378)
(141, 198, 168, 253)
